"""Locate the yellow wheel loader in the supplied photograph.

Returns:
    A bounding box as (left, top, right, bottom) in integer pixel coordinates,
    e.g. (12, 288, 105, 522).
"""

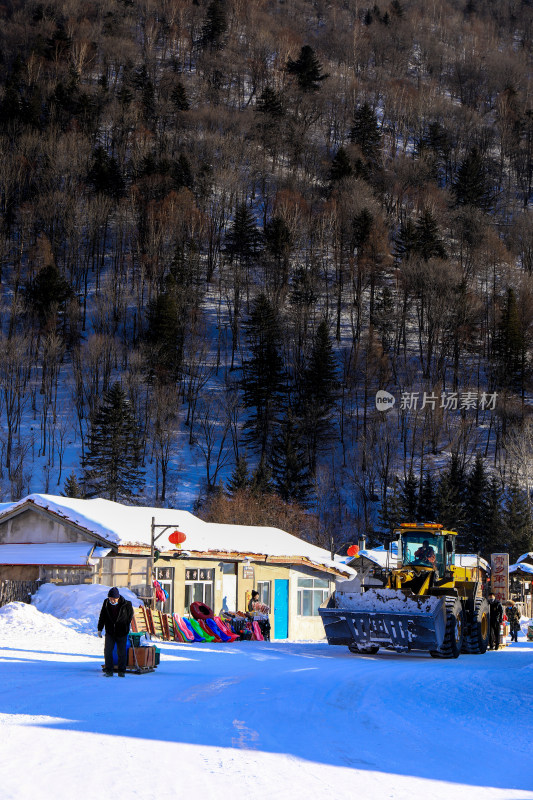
(319, 523, 490, 658)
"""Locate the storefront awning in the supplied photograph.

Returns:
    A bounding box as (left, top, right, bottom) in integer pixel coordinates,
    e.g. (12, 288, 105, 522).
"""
(0, 543, 112, 566)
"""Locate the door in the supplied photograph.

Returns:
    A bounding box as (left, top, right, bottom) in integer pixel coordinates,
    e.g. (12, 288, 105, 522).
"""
(221, 563, 237, 612)
(274, 579, 289, 639)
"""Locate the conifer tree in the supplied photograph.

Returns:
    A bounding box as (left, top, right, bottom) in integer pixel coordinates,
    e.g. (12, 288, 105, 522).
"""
(250, 457, 274, 496)
(329, 147, 352, 182)
(350, 103, 381, 162)
(351, 207, 374, 251)
(380, 476, 403, 531)
(82, 383, 145, 502)
(286, 45, 328, 92)
(200, 0, 227, 49)
(463, 454, 489, 552)
(453, 146, 493, 210)
(299, 319, 339, 472)
(417, 471, 436, 521)
(256, 86, 284, 155)
(87, 146, 125, 199)
(504, 482, 533, 560)
(400, 468, 419, 519)
(257, 86, 283, 118)
(62, 472, 83, 498)
(241, 293, 286, 460)
(394, 219, 417, 262)
(171, 154, 194, 191)
(493, 287, 526, 392)
(264, 216, 292, 263)
(225, 202, 260, 264)
(414, 208, 447, 261)
(484, 476, 504, 555)
(171, 81, 190, 111)
(436, 454, 466, 531)
(390, 0, 404, 17)
(145, 278, 184, 385)
(270, 411, 313, 506)
(24, 263, 74, 329)
(226, 455, 250, 496)
(264, 215, 292, 292)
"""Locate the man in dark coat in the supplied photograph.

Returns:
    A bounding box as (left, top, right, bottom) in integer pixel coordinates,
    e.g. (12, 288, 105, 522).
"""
(488, 591, 503, 650)
(98, 587, 134, 677)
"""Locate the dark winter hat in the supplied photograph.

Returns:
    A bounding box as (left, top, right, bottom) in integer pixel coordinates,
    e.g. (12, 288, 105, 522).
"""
(108, 587, 120, 598)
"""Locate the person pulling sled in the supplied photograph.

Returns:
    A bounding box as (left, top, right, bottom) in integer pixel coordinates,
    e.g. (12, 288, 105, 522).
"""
(98, 587, 134, 677)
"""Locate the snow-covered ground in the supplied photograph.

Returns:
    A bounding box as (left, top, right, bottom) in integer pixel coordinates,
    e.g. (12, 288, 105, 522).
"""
(0, 595, 532, 799)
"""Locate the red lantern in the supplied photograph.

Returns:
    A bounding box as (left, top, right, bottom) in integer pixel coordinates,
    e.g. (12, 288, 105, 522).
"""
(347, 544, 359, 557)
(168, 530, 187, 545)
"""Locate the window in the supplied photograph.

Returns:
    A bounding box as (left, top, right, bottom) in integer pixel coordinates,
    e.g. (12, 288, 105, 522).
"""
(257, 581, 271, 608)
(155, 567, 174, 614)
(297, 577, 330, 616)
(185, 568, 214, 609)
(401, 534, 446, 576)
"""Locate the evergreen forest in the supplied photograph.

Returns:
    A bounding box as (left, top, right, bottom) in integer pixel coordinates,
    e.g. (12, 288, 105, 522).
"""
(0, 0, 532, 558)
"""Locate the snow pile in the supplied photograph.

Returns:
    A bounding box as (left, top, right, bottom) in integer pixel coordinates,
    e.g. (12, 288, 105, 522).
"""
(357, 546, 398, 569)
(0, 601, 70, 638)
(338, 589, 443, 615)
(32, 583, 142, 634)
(0, 601, 102, 655)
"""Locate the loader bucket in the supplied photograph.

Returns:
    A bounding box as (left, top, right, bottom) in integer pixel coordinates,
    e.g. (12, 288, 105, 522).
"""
(319, 589, 447, 653)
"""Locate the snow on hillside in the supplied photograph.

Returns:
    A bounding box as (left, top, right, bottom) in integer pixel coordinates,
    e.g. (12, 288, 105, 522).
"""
(0, 594, 532, 800)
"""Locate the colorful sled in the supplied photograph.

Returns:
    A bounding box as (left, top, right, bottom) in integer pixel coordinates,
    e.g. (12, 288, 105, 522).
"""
(173, 613, 195, 642)
(181, 616, 205, 642)
(197, 618, 220, 641)
(214, 617, 240, 642)
(252, 621, 264, 641)
(190, 617, 215, 642)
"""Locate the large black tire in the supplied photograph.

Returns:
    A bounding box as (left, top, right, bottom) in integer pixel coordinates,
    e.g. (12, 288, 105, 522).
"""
(461, 598, 490, 654)
(430, 597, 464, 659)
(348, 644, 380, 655)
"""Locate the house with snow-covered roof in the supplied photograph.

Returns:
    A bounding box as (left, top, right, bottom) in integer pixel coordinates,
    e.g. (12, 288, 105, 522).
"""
(0, 494, 354, 641)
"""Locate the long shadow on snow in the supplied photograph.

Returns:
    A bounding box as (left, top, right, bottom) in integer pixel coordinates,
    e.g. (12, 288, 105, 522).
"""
(0, 640, 532, 792)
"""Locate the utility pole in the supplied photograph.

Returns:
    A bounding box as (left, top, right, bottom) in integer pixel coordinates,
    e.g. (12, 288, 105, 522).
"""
(147, 517, 176, 606)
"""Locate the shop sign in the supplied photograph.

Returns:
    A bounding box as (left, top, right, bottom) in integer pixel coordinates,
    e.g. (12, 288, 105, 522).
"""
(242, 565, 254, 579)
(185, 568, 214, 581)
(491, 553, 509, 602)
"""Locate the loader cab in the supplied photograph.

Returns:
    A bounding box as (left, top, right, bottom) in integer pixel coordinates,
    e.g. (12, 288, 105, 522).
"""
(395, 524, 456, 577)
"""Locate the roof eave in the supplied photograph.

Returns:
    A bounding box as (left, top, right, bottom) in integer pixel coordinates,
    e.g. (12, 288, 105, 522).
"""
(0, 500, 119, 551)
(151, 548, 352, 578)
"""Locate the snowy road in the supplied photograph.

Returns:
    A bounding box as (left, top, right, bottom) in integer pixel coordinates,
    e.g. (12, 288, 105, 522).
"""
(0, 603, 532, 800)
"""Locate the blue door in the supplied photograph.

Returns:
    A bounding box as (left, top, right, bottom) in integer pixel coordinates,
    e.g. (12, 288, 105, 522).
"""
(274, 580, 289, 639)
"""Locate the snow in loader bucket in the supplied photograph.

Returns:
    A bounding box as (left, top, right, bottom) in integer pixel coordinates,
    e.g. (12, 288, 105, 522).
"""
(319, 590, 447, 653)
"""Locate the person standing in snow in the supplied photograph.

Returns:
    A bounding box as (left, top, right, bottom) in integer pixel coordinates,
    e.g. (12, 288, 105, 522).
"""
(506, 601, 521, 643)
(488, 592, 503, 650)
(248, 590, 269, 613)
(98, 587, 134, 677)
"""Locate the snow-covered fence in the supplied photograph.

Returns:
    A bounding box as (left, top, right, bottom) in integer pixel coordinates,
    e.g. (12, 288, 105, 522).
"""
(0, 580, 41, 608)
